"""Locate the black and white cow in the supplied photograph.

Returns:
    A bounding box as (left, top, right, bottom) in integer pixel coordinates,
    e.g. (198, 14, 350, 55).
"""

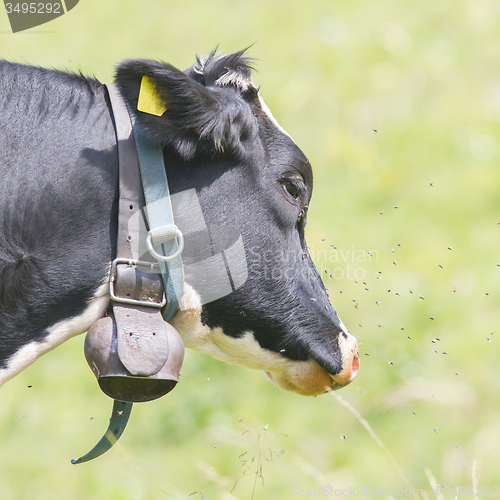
(0, 50, 359, 397)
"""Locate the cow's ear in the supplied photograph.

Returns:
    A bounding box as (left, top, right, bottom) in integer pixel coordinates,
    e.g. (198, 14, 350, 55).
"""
(115, 59, 255, 160)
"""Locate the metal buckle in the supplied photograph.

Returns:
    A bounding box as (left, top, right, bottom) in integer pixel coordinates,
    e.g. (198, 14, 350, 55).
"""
(109, 258, 167, 308)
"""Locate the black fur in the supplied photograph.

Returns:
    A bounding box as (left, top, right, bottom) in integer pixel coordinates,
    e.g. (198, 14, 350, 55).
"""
(0, 60, 118, 367)
(0, 51, 345, 377)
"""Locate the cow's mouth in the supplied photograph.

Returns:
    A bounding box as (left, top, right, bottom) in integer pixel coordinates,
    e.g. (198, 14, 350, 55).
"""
(264, 337, 360, 397)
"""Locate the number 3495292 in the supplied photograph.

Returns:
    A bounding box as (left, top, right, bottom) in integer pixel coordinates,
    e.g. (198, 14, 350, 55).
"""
(5, 3, 62, 14)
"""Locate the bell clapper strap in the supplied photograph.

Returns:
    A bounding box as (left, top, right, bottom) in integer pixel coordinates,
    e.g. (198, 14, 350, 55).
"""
(71, 401, 132, 465)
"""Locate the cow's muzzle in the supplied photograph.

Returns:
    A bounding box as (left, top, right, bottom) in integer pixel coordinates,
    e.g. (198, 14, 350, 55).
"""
(265, 333, 359, 396)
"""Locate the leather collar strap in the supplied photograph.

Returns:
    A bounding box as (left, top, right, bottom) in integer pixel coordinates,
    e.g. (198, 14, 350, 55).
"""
(105, 84, 184, 320)
(106, 85, 145, 256)
(105, 84, 171, 381)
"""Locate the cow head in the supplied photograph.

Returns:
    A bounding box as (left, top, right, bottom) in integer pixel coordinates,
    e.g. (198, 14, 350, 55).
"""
(115, 50, 359, 396)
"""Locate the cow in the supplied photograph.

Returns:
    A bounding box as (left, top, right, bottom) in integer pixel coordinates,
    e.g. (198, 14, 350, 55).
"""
(0, 50, 359, 399)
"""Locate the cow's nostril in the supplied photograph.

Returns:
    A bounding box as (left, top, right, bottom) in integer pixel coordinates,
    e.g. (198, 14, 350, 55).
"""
(350, 352, 360, 381)
(329, 343, 360, 389)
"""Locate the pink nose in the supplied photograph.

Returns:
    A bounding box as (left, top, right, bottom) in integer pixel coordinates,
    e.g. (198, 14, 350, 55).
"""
(351, 352, 360, 379)
(329, 342, 360, 389)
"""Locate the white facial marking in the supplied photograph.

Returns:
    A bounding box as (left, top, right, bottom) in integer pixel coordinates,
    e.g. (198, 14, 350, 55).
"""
(337, 320, 357, 363)
(258, 94, 294, 141)
(172, 285, 290, 368)
(0, 280, 110, 388)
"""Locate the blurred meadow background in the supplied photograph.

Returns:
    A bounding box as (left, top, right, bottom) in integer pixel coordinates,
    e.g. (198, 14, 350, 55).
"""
(0, 0, 499, 498)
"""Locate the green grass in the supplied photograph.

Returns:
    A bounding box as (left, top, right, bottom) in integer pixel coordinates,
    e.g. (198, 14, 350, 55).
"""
(1, 0, 500, 498)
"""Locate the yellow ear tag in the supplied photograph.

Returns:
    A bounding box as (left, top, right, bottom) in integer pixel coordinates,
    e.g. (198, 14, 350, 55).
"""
(137, 76, 168, 116)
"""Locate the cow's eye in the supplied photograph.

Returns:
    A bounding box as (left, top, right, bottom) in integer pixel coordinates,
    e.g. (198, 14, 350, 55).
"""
(282, 178, 305, 200)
